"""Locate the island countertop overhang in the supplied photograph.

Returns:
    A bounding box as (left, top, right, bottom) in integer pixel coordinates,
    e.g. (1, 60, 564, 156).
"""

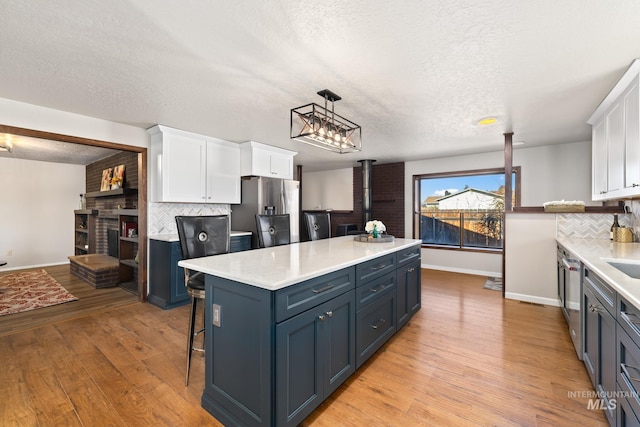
(178, 236, 422, 291)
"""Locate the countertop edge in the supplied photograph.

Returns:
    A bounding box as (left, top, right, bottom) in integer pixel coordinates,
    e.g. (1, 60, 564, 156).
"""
(178, 237, 422, 291)
(556, 237, 640, 310)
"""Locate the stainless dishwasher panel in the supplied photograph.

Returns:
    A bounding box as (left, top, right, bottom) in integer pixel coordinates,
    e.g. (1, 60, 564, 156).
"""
(563, 258, 582, 360)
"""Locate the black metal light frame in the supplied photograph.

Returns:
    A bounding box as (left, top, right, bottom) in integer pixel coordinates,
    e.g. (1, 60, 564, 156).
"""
(290, 89, 362, 154)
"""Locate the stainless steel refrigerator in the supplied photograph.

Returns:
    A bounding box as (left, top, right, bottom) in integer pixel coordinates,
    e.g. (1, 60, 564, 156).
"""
(231, 177, 300, 248)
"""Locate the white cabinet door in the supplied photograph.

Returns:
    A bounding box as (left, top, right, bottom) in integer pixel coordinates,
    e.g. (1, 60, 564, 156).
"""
(624, 76, 640, 191)
(592, 119, 607, 201)
(206, 140, 241, 204)
(240, 141, 296, 179)
(164, 134, 207, 202)
(606, 100, 625, 194)
(269, 151, 293, 178)
(149, 125, 240, 203)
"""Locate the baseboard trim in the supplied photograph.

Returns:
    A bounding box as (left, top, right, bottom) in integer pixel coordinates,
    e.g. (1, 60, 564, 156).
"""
(0, 261, 69, 272)
(505, 292, 561, 307)
(421, 263, 501, 279)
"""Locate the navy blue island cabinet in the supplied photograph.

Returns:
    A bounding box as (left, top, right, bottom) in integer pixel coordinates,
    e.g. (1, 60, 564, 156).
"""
(148, 234, 251, 309)
(196, 241, 421, 427)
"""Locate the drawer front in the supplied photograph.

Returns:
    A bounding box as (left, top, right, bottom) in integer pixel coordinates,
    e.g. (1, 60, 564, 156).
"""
(356, 254, 396, 285)
(356, 290, 396, 368)
(619, 295, 640, 350)
(356, 271, 395, 310)
(617, 323, 640, 420)
(396, 246, 420, 267)
(584, 267, 615, 316)
(275, 267, 355, 323)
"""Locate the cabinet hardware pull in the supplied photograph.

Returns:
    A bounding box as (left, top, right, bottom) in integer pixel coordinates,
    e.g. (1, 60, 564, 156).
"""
(633, 183, 640, 188)
(318, 314, 326, 322)
(371, 319, 386, 329)
(622, 312, 640, 327)
(326, 311, 333, 318)
(621, 363, 640, 383)
(371, 264, 388, 271)
(370, 284, 385, 293)
(407, 267, 415, 273)
(312, 284, 334, 294)
(588, 303, 602, 313)
(402, 253, 414, 258)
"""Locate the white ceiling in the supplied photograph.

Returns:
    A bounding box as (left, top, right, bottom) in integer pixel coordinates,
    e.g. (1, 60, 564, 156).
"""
(1, 1, 640, 170)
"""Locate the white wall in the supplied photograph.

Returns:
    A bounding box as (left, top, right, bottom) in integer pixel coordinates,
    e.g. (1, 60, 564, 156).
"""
(302, 168, 353, 211)
(405, 140, 592, 276)
(0, 157, 85, 269)
(0, 97, 148, 148)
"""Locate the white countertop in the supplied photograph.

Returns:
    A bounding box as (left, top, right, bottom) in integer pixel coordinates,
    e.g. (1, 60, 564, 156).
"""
(557, 237, 640, 309)
(149, 231, 252, 242)
(178, 236, 422, 291)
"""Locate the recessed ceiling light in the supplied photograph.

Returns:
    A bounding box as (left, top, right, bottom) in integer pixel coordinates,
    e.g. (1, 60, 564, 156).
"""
(478, 117, 497, 126)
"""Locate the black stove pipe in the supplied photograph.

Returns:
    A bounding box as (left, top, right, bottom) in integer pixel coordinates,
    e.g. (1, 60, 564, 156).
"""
(358, 159, 376, 226)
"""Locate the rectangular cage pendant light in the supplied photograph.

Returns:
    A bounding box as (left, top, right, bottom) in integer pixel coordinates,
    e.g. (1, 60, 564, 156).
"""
(290, 89, 362, 154)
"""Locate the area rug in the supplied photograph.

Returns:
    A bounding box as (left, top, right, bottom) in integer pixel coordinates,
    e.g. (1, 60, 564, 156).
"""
(0, 269, 78, 316)
(483, 276, 503, 291)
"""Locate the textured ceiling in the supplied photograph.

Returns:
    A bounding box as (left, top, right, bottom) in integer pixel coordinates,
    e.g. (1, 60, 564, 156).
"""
(1, 1, 640, 170)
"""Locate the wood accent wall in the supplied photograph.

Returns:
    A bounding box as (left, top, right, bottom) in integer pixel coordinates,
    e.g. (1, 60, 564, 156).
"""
(329, 162, 405, 238)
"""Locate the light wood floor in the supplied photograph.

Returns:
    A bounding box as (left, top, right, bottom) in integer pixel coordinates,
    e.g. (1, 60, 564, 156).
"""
(0, 269, 607, 426)
(0, 264, 139, 337)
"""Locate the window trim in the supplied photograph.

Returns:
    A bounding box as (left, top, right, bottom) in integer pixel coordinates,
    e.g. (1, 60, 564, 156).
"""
(412, 166, 521, 252)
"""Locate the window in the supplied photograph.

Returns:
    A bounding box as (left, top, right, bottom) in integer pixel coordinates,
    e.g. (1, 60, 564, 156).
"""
(413, 167, 520, 251)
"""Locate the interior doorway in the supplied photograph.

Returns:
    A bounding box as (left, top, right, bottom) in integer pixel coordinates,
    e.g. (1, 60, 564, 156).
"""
(0, 124, 148, 301)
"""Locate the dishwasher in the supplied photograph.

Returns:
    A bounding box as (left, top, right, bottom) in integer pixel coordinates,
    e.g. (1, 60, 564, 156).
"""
(562, 257, 582, 360)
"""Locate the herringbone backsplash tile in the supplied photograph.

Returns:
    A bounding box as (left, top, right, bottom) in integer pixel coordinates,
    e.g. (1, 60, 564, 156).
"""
(149, 203, 230, 235)
(557, 213, 632, 239)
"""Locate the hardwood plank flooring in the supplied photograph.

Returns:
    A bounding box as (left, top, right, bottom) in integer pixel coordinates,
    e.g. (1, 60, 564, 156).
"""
(0, 269, 607, 426)
(0, 264, 139, 337)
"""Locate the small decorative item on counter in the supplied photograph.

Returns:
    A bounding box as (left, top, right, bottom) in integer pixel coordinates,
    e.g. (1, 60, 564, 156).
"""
(611, 214, 620, 240)
(365, 220, 386, 238)
(615, 226, 633, 243)
(355, 220, 394, 243)
(542, 200, 586, 212)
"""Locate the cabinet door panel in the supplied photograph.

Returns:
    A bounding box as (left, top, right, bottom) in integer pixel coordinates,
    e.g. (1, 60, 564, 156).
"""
(625, 76, 640, 190)
(397, 259, 421, 329)
(592, 119, 608, 200)
(583, 286, 598, 387)
(276, 304, 322, 427)
(323, 290, 356, 396)
(599, 305, 616, 425)
(206, 141, 240, 203)
(607, 101, 625, 193)
(165, 135, 206, 202)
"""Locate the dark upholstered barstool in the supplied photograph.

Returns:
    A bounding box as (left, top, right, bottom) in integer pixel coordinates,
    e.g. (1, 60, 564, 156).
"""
(175, 215, 230, 386)
(256, 214, 291, 248)
(304, 212, 331, 241)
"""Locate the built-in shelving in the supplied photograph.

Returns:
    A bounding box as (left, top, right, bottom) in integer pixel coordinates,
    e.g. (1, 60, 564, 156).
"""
(85, 188, 138, 198)
(73, 209, 97, 255)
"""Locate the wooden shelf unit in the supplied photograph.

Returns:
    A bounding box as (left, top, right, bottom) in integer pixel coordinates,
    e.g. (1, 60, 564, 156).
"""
(118, 210, 139, 286)
(73, 209, 97, 255)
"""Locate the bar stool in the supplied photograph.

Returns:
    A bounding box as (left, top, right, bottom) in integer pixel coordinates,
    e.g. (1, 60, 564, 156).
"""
(255, 214, 290, 247)
(175, 215, 230, 386)
(304, 212, 331, 240)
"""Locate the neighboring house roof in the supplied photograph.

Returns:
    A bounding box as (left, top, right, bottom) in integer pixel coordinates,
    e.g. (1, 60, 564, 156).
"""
(436, 188, 502, 202)
(435, 188, 503, 210)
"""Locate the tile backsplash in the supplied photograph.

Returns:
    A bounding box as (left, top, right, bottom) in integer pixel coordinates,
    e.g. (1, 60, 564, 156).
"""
(149, 202, 230, 235)
(557, 212, 632, 239)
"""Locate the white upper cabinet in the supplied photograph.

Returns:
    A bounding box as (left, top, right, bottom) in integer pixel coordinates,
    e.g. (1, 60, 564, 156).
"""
(148, 125, 241, 204)
(589, 60, 640, 201)
(240, 141, 297, 180)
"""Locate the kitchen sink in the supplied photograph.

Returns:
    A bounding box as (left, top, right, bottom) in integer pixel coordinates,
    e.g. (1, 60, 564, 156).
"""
(606, 260, 640, 279)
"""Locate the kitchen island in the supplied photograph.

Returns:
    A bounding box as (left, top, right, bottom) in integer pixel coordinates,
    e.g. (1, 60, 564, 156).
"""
(178, 236, 422, 427)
